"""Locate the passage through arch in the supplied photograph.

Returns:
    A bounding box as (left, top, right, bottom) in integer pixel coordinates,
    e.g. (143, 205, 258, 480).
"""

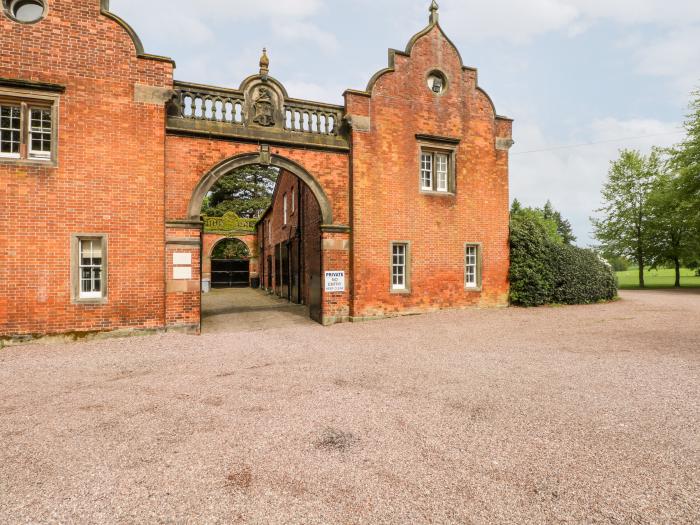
(188, 152, 334, 225)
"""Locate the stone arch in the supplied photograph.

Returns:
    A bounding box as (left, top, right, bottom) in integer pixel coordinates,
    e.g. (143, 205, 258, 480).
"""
(187, 152, 334, 225)
(208, 236, 253, 259)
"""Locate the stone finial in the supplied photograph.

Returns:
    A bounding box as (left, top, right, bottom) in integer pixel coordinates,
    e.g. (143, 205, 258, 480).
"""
(429, 0, 439, 24)
(259, 48, 270, 77)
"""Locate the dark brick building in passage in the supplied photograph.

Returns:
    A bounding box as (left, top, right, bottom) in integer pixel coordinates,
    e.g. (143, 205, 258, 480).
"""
(0, 0, 513, 341)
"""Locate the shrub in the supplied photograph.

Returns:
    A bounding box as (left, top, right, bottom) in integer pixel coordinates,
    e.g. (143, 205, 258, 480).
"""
(510, 213, 617, 306)
(550, 244, 617, 304)
(509, 213, 555, 306)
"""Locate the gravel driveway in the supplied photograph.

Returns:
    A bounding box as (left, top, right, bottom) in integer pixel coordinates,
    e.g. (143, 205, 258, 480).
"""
(1, 290, 698, 524)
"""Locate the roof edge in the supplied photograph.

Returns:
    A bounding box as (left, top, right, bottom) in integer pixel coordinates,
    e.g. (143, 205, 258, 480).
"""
(99, 1, 176, 67)
(351, 17, 510, 120)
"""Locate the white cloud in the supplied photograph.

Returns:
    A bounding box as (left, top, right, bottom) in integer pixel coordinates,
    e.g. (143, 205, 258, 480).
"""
(272, 21, 338, 53)
(440, 0, 579, 43)
(440, 0, 700, 43)
(110, 0, 331, 51)
(630, 26, 700, 98)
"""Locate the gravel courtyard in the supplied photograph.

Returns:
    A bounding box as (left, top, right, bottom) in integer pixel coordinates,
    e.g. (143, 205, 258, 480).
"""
(1, 291, 698, 524)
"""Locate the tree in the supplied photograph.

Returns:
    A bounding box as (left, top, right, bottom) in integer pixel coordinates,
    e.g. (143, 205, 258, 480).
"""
(668, 90, 700, 210)
(202, 165, 279, 219)
(667, 89, 700, 260)
(543, 200, 577, 244)
(592, 149, 660, 288)
(647, 171, 699, 287)
(511, 201, 562, 244)
(510, 199, 578, 245)
(212, 239, 250, 260)
(511, 198, 523, 214)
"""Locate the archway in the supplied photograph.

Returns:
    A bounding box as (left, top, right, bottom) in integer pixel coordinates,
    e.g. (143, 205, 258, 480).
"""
(209, 238, 250, 288)
(194, 154, 329, 330)
(187, 152, 333, 226)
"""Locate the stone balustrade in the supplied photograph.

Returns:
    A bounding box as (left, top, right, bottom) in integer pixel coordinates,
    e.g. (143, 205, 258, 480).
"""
(167, 81, 348, 151)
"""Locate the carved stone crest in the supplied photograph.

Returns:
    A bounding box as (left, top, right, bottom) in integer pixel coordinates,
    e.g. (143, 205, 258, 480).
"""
(252, 87, 275, 127)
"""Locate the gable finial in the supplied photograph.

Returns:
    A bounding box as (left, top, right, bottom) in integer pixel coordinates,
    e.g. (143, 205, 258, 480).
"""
(259, 48, 270, 78)
(429, 0, 439, 24)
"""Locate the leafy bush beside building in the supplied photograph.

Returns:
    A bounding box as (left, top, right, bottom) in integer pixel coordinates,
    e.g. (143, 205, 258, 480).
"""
(509, 203, 617, 306)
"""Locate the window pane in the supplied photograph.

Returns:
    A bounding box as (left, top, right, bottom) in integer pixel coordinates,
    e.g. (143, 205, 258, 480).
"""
(420, 153, 433, 190)
(79, 238, 104, 298)
(466, 246, 478, 287)
(392, 244, 407, 289)
(29, 108, 52, 158)
(0, 105, 21, 157)
(436, 154, 449, 192)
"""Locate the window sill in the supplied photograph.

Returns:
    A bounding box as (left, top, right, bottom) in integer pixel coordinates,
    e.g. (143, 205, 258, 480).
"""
(390, 288, 411, 295)
(0, 157, 57, 168)
(73, 297, 109, 305)
(420, 190, 455, 197)
(464, 286, 483, 293)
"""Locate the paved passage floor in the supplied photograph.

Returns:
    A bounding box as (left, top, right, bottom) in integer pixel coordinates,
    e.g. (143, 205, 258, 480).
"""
(202, 288, 316, 333)
(1, 290, 698, 523)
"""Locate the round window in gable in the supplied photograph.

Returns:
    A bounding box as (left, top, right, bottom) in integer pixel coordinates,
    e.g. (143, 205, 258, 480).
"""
(427, 71, 448, 95)
(4, 0, 47, 23)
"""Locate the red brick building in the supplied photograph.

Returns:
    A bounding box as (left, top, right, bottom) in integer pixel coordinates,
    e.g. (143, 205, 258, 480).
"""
(0, 0, 513, 342)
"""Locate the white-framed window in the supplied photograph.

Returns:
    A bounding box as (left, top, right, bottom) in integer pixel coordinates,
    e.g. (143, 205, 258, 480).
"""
(0, 103, 21, 158)
(291, 187, 295, 214)
(28, 107, 52, 159)
(391, 242, 409, 292)
(79, 239, 103, 299)
(436, 153, 449, 192)
(465, 244, 481, 289)
(0, 93, 57, 164)
(71, 235, 107, 303)
(420, 149, 453, 193)
(283, 193, 288, 225)
(420, 152, 433, 190)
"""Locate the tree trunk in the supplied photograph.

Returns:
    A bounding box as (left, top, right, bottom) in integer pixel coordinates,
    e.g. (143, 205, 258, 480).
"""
(638, 254, 645, 288)
(675, 258, 681, 288)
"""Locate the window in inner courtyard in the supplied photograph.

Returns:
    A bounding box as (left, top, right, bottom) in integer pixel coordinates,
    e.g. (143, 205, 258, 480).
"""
(283, 193, 288, 225)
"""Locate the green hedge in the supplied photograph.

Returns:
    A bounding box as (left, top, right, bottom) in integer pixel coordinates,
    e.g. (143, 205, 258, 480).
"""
(510, 214, 617, 306)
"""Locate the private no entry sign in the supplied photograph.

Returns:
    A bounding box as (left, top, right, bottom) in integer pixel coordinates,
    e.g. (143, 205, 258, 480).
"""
(325, 271, 345, 293)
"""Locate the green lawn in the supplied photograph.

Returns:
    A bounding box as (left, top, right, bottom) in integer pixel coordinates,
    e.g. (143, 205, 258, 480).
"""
(616, 268, 700, 289)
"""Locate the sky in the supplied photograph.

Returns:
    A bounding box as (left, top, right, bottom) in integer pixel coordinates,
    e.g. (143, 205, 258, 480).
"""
(110, 0, 699, 246)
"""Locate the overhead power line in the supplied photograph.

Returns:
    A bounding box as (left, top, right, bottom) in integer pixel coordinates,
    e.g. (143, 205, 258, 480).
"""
(511, 130, 685, 156)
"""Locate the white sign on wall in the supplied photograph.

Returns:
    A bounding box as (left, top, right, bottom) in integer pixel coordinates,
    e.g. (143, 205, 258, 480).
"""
(325, 271, 345, 293)
(173, 252, 193, 280)
(173, 253, 192, 266)
(173, 266, 193, 280)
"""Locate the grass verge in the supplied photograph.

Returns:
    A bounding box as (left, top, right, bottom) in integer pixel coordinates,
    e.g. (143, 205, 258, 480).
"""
(616, 268, 700, 289)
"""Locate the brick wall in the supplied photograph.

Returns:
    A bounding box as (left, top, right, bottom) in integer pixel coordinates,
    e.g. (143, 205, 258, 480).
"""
(1, 5, 512, 338)
(345, 23, 512, 319)
(0, 0, 173, 337)
(257, 171, 323, 316)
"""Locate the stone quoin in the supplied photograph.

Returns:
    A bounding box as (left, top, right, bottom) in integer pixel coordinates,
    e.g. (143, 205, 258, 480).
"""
(0, 0, 513, 341)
